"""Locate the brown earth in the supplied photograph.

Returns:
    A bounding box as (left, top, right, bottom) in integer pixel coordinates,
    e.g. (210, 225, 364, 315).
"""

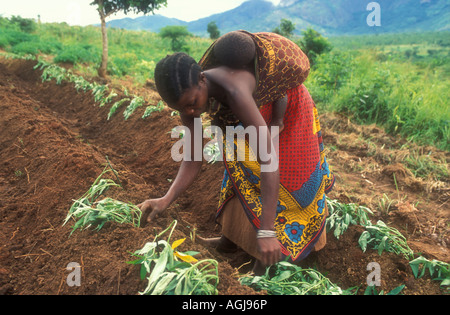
(0, 58, 448, 295)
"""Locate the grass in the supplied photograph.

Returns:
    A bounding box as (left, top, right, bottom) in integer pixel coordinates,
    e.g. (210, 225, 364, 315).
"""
(377, 193, 396, 216)
(306, 46, 450, 151)
(403, 149, 449, 181)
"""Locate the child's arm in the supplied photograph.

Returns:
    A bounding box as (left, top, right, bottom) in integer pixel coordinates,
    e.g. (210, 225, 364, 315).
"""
(271, 94, 288, 131)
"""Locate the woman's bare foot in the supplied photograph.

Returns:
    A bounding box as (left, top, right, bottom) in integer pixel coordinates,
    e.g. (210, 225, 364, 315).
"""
(197, 235, 238, 253)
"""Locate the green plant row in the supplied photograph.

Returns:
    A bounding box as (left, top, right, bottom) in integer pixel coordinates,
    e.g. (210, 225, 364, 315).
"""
(1, 51, 168, 120)
(325, 197, 449, 290)
(31, 57, 163, 121)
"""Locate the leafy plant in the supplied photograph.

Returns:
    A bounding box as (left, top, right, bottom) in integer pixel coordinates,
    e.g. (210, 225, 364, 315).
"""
(239, 261, 354, 295)
(377, 193, 396, 216)
(40, 63, 68, 85)
(326, 198, 373, 239)
(203, 141, 221, 164)
(70, 74, 93, 92)
(409, 256, 450, 287)
(91, 82, 109, 103)
(128, 220, 219, 295)
(142, 100, 164, 119)
(108, 98, 130, 120)
(63, 165, 141, 235)
(358, 220, 414, 260)
(123, 96, 145, 120)
(99, 90, 118, 107)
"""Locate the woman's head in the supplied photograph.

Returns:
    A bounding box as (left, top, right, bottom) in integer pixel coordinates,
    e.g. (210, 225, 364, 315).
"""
(214, 31, 256, 68)
(154, 52, 206, 114)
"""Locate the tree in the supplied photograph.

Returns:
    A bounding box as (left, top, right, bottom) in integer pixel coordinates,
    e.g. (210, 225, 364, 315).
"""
(90, 0, 167, 78)
(272, 19, 295, 38)
(9, 15, 36, 33)
(159, 25, 192, 52)
(207, 21, 220, 40)
(298, 28, 331, 65)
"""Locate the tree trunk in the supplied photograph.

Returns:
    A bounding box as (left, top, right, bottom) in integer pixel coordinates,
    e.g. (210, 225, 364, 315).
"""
(98, 11, 108, 78)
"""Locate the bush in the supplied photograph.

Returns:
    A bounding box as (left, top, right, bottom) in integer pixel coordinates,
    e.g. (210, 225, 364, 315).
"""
(2, 29, 36, 46)
(298, 28, 331, 65)
(159, 26, 192, 52)
(306, 50, 354, 106)
(38, 39, 62, 54)
(9, 15, 36, 33)
(54, 44, 100, 64)
(0, 34, 9, 49)
(108, 53, 138, 76)
(11, 41, 40, 55)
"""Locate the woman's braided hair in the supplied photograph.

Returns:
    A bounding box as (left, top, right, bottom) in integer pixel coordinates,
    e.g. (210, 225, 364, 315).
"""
(154, 52, 202, 105)
(154, 32, 255, 105)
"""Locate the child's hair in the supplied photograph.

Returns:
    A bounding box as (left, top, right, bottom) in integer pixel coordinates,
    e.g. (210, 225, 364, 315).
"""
(213, 31, 256, 68)
(154, 52, 202, 105)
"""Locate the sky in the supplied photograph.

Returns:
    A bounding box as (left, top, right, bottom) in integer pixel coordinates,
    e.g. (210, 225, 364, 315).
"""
(0, 0, 282, 25)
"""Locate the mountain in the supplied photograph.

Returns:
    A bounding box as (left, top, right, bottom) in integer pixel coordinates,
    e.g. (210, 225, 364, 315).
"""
(105, 14, 187, 31)
(105, 0, 450, 36)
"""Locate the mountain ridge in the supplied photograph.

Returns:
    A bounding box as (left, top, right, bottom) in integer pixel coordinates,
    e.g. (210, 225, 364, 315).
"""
(104, 0, 450, 36)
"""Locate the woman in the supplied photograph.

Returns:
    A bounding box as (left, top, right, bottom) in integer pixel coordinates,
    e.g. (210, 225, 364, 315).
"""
(138, 30, 335, 271)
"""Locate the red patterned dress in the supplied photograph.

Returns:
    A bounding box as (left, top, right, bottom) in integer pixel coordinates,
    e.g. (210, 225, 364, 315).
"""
(199, 31, 335, 262)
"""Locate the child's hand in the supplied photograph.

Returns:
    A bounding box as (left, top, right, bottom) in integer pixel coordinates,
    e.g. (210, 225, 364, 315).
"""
(269, 120, 284, 138)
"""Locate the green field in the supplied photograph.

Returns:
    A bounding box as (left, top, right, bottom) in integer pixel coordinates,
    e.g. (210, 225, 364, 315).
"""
(1, 16, 448, 151)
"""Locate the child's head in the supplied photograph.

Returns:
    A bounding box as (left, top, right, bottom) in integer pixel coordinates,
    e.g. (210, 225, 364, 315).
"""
(213, 31, 256, 69)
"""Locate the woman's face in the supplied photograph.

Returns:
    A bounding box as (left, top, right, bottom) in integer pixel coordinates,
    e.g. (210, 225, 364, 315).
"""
(172, 73, 209, 118)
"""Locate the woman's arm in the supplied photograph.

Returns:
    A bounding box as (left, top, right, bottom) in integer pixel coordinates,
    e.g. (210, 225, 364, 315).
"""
(138, 114, 203, 224)
(211, 67, 282, 266)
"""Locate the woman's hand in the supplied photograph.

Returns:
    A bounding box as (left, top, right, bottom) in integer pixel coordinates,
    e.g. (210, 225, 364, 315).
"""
(257, 237, 282, 266)
(137, 198, 169, 226)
